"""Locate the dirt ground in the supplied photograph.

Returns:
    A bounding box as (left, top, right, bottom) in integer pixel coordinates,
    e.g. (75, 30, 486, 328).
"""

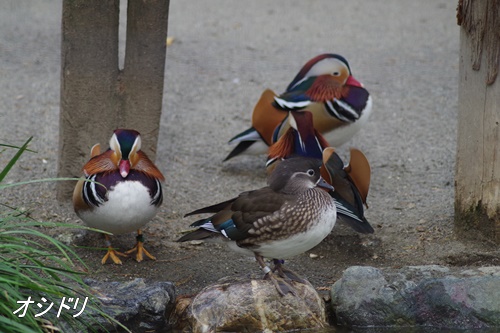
(1, 0, 499, 298)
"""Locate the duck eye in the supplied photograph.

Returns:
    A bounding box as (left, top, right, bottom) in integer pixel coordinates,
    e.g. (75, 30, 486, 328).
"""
(307, 169, 315, 176)
(332, 71, 340, 76)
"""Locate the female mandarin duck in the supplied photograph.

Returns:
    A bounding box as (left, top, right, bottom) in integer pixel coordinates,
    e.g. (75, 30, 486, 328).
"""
(73, 129, 164, 265)
(267, 111, 374, 234)
(224, 53, 372, 161)
(178, 157, 337, 296)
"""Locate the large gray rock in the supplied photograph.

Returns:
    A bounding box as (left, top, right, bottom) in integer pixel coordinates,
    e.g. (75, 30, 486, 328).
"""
(169, 276, 327, 332)
(331, 265, 500, 329)
(83, 278, 176, 332)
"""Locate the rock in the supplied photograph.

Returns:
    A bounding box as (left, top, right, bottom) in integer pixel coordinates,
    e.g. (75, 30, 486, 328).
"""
(331, 265, 500, 329)
(169, 275, 327, 332)
(83, 278, 176, 332)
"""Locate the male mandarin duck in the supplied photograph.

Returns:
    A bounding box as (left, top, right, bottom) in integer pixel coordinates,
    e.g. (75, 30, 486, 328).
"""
(224, 53, 372, 161)
(266, 111, 329, 172)
(322, 147, 373, 234)
(73, 129, 165, 264)
(267, 111, 374, 234)
(178, 157, 337, 296)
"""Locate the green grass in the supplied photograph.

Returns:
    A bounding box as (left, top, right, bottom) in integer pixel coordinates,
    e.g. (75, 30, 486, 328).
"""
(0, 138, 130, 333)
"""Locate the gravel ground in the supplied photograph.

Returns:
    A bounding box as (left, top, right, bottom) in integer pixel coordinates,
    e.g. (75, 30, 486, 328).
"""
(0, 0, 498, 297)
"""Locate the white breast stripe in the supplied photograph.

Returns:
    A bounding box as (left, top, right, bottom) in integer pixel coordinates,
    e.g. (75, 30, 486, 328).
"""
(90, 175, 105, 205)
(326, 100, 351, 122)
(335, 99, 360, 119)
(82, 176, 91, 205)
(274, 97, 310, 110)
(151, 179, 162, 206)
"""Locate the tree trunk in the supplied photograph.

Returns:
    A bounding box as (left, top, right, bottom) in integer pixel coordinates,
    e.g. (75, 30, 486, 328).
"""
(455, 0, 500, 243)
(57, 0, 169, 200)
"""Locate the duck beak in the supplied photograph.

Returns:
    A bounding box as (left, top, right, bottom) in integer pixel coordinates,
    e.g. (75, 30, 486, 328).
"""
(316, 176, 334, 192)
(346, 75, 363, 88)
(119, 160, 130, 178)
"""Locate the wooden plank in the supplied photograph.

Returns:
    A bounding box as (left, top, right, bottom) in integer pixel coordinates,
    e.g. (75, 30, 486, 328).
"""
(455, 0, 500, 243)
(121, 0, 170, 160)
(57, 0, 169, 199)
(58, 0, 120, 199)
(482, 75, 500, 237)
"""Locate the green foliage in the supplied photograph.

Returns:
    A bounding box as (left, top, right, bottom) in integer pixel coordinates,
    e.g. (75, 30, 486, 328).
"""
(0, 137, 33, 183)
(0, 138, 129, 333)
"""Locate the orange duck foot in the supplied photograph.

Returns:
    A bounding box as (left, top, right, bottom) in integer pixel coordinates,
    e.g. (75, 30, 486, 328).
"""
(124, 232, 156, 262)
(125, 241, 156, 262)
(101, 247, 128, 265)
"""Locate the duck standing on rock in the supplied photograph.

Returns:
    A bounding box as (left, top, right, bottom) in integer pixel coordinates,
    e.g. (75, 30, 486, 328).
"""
(73, 129, 165, 265)
(178, 157, 337, 295)
(224, 53, 372, 161)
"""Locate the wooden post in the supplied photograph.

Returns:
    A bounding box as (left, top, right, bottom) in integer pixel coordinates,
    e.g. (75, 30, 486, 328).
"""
(455, 0, 500, 243)
(57, 0, 169, 200)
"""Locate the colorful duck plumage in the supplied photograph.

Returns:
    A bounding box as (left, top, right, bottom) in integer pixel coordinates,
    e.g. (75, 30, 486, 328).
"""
(225, 53, 372, 161)
(322, 147, 373, 234)
(266, 111, 374, 234)
(73, 129, 164, 264)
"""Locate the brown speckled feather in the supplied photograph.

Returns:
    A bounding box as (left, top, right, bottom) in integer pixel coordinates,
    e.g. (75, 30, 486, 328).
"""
(204, 188, 294, 239)
(238, 188, 333, 246)
(231, 188, 294, 231)
(179, 157, 336, 256)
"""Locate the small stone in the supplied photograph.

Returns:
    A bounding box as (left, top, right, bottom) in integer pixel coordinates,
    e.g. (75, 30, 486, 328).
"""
(309, 253, 319, 259)
(416, 225, 426, 232)
(166, 36, 175, 46)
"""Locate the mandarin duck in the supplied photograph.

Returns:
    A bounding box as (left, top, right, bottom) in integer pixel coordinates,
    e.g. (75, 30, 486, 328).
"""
(224, 53, 372, 161)
(267, 111, 374, 234)
(73, 129, 164, 264)
(322, 147, 373, 234)
(266, 111, 329, 172)
(178, 157, 336, 295)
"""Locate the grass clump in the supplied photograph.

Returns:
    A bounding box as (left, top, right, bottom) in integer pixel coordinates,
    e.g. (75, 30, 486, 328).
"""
(0, 138, 129, 332)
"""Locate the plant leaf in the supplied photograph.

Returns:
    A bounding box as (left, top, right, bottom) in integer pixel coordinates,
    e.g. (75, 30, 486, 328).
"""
(0, 137, 33, 183)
